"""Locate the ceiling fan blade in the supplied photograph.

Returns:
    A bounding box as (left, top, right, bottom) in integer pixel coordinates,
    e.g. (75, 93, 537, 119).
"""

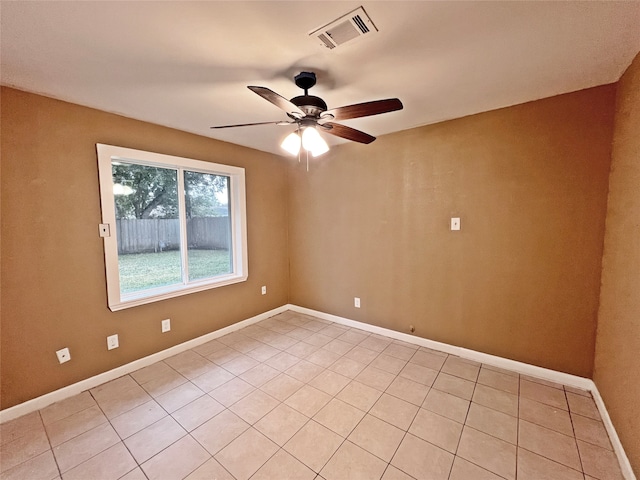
(321, 122, 376, 144)
(322, 98, 403, 121)
(211, 121, 291, 129)
(248, 86, 305, 117)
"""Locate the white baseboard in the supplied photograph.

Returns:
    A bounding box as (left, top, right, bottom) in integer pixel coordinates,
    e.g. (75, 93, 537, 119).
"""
(0, 305, 288, 424)
(1, 303, 635, 479)
(288, 304, 636, 480)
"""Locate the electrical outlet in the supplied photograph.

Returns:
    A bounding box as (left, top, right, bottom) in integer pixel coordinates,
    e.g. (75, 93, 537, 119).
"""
(107, 334, 119, 350)
(451, 217, 461, 231)
(56, 347, 71, 364)
(162, 319, 171, 333)
(261, 285, 267, 295)
(354, 297, 361, 308)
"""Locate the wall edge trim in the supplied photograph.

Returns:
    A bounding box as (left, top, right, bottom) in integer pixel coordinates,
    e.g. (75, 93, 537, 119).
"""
(289, 304, 636, 480)
(0, 304, 288, 424)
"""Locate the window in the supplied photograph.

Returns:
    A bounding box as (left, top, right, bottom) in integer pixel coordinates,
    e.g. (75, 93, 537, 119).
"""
(97, 144, 247, 311)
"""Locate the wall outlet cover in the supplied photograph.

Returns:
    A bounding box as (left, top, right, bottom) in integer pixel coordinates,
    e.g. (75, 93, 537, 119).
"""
(354, 297, 361, 308)
(107, 334, 119, 350)
(56, 347, 71, 364)
(162, 319, 171, 333)
(451, 217, 461, 231)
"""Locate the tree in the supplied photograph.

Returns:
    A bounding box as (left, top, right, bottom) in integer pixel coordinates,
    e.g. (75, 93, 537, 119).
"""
(112, 163, 227, 219)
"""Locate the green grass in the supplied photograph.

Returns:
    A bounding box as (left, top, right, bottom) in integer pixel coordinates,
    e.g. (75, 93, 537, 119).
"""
(118, 249, 231, 294)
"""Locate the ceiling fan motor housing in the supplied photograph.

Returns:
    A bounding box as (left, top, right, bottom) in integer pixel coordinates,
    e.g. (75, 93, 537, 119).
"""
(291, 95, 327, 117)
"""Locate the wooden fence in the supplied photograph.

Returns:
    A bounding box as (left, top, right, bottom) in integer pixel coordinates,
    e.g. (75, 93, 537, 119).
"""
(116, 217, 230, 254)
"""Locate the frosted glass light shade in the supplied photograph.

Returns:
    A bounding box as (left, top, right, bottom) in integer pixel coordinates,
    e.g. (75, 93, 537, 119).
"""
(281, 132, 301, 155)
(302, 127, 329, 157)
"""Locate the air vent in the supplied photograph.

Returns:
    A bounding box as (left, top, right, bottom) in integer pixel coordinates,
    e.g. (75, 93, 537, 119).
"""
(309, 6, 378, 50)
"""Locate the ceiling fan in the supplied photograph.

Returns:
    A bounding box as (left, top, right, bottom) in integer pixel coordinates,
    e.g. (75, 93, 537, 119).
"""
(211, 72, 403, 158)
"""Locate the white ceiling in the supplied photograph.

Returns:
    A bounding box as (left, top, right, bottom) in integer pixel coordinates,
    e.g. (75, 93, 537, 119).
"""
(2, 1, 639, 156)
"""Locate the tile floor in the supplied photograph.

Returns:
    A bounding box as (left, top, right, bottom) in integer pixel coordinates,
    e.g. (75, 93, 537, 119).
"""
(0, 311, 625, 480)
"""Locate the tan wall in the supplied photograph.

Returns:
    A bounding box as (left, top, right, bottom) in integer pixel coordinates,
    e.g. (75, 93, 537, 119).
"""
(289, 85, 616, 377)
(0, 87, 289, 409)
(594, 52, 640, 475)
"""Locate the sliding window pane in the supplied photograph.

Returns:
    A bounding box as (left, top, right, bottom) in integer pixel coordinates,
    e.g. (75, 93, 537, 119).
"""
(111, 162, 182, 295)
(184, 171, 232, 281)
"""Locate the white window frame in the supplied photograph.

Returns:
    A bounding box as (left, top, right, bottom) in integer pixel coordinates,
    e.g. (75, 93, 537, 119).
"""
(97, 144, 248, 311)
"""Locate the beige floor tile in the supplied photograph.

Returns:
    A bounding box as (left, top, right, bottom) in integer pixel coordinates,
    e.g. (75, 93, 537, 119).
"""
(206, 346, 242, 365)
(309, 369, 351, 396)
(1, 412, 44, 447)
(519, 397, 574, 436)
(141, 435, 210, 480)
(381, 465, 414, 480)
(521, 374, 564, 390)
(0, 449, 58, 480)
(348, 414, 405, 462)
(457, 426, 516, 480)
(260, 373, 304, 401)
(481, 363, 519, 378)
(320, 440, 387, 480)
(190, 366, 235, 392)
(386, 376, 430, 406)
(284, 420, 343, 472)
(232, 337, 263, 354)
(517, 447, 584, 480)
(171, 394, 225, 432)
(307, 349, 342, 368)
(571, 413, 611, 449)
(62, 442, 136, 480)
(328, 357, 367, 378)
(91, 376, 139, 402)
(251, 449, 316, 480)
(313, 398, 365, 437)
(119, 467, 148, 480)
(164, 351, 216, 380)
(40, 393, 96, 426)
(565, 385, 591, 397)
(229, 389, 279, 424)
(285, 360, 324, 383)
(567, 392, 600, 419)
(255, 403, 309, 446)
(336, 381, 383, 412)
(472, 383, 518, 416)
(344, 346, 380, 365)
(518, 420, 581, 471)
(318, 325, 349, 339)
(355, 365, 396, 391)
(370, 393, 419, 430)
(577, 439, 624, 480)
(370, 354, 407, 375)
(139, 368, 189, 398)
(94, 383, 153, 419)
(184, 458, 234, 480)
(449, 456, 503, 480)
(422, 388, 470, 423)
(409, 408, 462, 453)
(220, 354, 259, 375)
(338, 330, 369, 345)
(441, 356, 480, 382)
(285, 385, 332, 417)
(409, 350, 447, 371)
(247, 343, 280, 362)
(304, 333, 334, 347)
(520, 379, 568, 411)
(44, 405, 107, 447)
(192, 339, 227, 357)
(398, 362, 438, 386)
(215, 428, 278, 480)
(391, 433, 454, 480)
(123, 416, 186, 464)
(110, 400, 167, 439)
(477, 368, 519, 395)
(191, 410, 249, 455)
(53, 423, 120, 473)
(382, 343, 415, 360)
(155, 382, 204, 413)
(286, 329, 317, 343)
(209, 377, 255, 407)
(265, 333, 298, 350)
(465, 402, 517, 444)
(322, 339, 354, 356)
(432, 372, 475, 400)
(265, 351, 301, 371)
(359, 335, 392, 353)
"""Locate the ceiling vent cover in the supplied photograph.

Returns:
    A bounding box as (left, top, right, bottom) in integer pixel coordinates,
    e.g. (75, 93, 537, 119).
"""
(309, 6, 378, 50)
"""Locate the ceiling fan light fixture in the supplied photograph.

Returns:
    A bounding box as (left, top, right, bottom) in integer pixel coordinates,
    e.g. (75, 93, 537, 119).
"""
(281, 131, 301, 156)
(302, 127, 329, 157)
